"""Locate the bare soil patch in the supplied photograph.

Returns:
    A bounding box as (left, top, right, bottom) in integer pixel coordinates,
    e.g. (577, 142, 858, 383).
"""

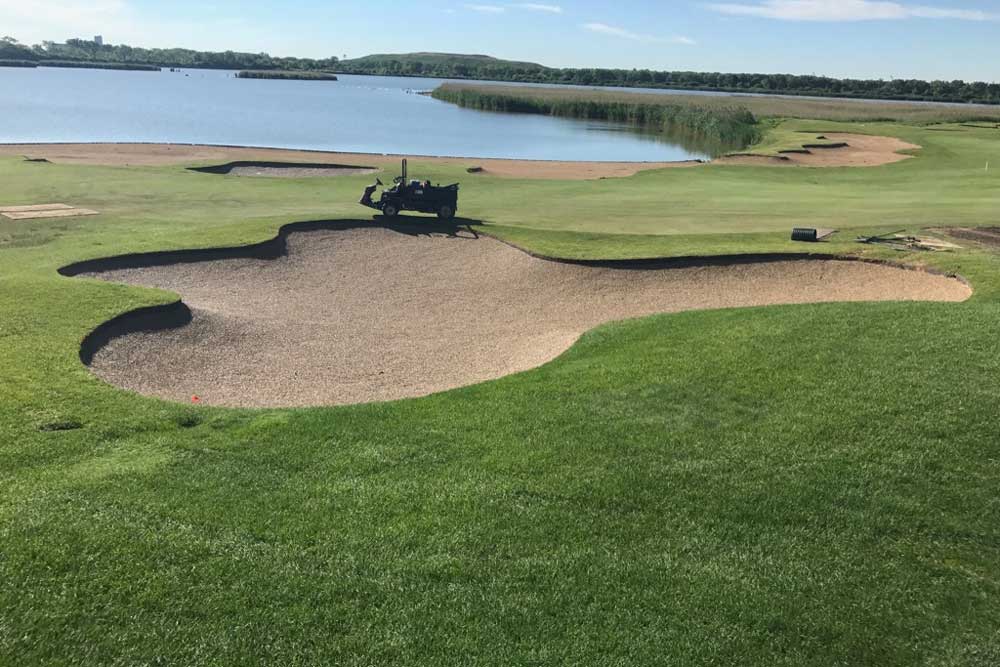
(939, 227, 1000, 248)
(82, 226, 969, 408)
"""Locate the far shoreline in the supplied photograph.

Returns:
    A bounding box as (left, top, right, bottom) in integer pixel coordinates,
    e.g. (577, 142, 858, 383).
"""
(2, 62, 997, 109)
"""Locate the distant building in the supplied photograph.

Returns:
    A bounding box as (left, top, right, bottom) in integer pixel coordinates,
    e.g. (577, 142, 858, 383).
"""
(94, 35, 103, 46)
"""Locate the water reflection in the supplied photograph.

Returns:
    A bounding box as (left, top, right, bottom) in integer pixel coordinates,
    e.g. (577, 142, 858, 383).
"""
(585, 123, 744, 159)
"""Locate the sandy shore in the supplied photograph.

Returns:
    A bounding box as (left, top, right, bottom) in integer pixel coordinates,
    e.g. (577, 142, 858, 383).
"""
(0, 133, 918, 179)
(83, 226, 969, 408)
(0, 143, 689, 180)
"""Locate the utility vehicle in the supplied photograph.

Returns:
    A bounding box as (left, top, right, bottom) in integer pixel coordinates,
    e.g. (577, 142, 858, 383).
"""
(360, 159, 459, 220)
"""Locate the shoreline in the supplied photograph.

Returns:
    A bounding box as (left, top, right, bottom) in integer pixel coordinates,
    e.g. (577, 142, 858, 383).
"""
(0, 142, 697, 180)
(2, 62, 996, 107)
(0, 141, 689, 165)
(0, 135, 919, 175)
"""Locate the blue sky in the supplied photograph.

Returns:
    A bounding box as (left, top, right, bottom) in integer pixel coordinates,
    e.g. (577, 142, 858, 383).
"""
(3, 0, 998, 81)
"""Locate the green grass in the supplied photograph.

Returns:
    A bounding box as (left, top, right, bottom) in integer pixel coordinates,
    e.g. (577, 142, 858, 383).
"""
(2, 120, 1000, 665)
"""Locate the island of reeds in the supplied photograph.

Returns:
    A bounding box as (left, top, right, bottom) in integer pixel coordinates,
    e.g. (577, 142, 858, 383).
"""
(236, 70, 338, 81)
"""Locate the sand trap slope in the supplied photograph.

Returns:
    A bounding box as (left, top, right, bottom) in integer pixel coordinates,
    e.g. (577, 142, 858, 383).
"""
(717, 133, 919, 167)
(82, 227, 969, 408)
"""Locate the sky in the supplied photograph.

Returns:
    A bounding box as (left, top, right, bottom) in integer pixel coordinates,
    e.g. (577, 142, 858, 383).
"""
(3, 0, 999, 82)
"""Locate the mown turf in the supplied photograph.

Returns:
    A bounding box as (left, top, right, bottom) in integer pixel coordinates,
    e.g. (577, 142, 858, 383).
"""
(1, 121, 999, 666)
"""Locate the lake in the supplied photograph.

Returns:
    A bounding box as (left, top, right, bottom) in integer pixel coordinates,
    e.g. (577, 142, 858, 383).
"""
(0, 67, 713, 162)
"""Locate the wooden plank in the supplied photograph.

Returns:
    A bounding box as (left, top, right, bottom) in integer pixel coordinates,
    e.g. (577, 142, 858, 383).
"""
(0, 203, 72, 213)
(2, 208, 99, 220)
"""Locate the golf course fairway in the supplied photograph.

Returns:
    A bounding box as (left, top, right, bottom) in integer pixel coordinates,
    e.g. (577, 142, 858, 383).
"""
(1, 119, 999, 666)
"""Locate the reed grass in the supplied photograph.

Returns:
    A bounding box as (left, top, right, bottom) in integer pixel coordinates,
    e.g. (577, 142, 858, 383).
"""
(432, 85, 760, 155)
(41, 61, 160, 72)
(435, 83, 1000, 125)
(236, 70, 339, 81)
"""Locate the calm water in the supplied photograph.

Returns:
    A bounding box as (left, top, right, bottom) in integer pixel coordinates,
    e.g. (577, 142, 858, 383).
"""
(0, 67, 713, 162)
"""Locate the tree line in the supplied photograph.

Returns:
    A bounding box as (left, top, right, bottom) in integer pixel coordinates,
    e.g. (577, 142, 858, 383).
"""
(341, 56, 1000, 105)
(3, 36, 997, 105)
(0, 36, 338, 72)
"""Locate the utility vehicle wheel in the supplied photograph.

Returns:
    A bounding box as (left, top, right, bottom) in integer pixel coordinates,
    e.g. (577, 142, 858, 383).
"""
(382, 203, 399, 218)
(437, 204, 455, 220)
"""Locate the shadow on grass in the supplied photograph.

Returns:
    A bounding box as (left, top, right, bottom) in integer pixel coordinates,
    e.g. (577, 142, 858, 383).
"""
(187, 161, 379, 175)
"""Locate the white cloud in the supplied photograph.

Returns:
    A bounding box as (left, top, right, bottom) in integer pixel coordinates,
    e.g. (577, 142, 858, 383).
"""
(465, 4, 506, 13)
(583, 22, 644, 39)
(0, 0, 131, 42)
(466, 3, 561, 14)
(0, 0, 280, 54)
(582, 22, 696, 45)
(706, 0, 998, 21)
(515, 3, 563, 12)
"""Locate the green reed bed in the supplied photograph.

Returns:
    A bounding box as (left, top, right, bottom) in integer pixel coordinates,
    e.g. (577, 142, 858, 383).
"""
(236, 70, 339, 81)
(434, 83, 1000, 127)
(40, 61, 161, 72)
(432, 84, 760, 156)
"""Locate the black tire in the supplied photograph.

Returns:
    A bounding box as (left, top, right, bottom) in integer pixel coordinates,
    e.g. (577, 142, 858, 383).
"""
(437, 204, 455, 220)
(382, 203, 399, 218)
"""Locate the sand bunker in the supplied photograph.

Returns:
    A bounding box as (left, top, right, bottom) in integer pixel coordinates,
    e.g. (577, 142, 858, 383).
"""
(76, 225, 969, 408)
(717, 133, 919, 168)
(190, 161, 379, 178)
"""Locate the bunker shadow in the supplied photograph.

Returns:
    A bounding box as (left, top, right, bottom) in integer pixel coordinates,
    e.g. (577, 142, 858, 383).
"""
(188, 161, 379, 175)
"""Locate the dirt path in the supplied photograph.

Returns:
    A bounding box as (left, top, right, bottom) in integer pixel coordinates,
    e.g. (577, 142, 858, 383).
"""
(82, 226, 969, 408)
